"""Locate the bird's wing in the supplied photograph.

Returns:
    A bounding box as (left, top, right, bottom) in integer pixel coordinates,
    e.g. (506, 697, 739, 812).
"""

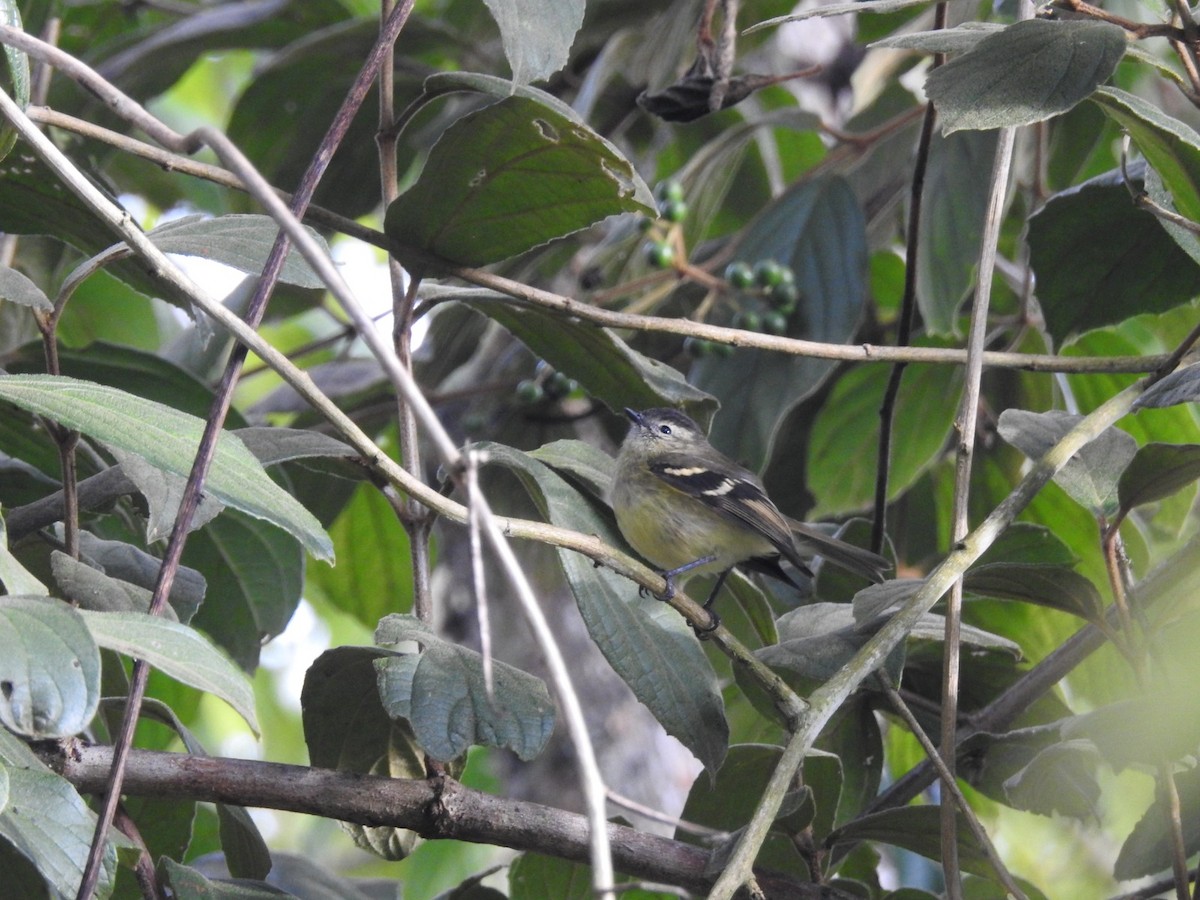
(647, 453, 796, 555)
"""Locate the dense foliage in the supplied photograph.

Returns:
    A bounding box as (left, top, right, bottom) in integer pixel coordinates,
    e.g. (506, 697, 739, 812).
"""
(2, 0, 1200, 898)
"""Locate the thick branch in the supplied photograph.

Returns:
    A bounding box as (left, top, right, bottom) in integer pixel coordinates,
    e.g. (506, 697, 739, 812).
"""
(41, 743, 843, 900)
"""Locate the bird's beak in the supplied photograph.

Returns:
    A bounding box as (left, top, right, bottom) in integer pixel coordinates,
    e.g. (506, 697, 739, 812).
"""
(624, 407, 644, 427)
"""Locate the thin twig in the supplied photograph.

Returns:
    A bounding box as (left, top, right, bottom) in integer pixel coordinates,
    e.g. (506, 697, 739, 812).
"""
(938, 91, 1019, 900)
(877, 672, 1028, 900)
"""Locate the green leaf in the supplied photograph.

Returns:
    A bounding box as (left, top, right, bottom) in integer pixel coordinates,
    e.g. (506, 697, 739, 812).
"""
(917, 130, 998, 334)
(998, 408, 1136, 517)
(1091, 86, 1200, 222)
(680, 744, 809, 839)
(0, 0, 29, 164)
(1028, 174, 1200, 344)
(0, 265, 50, 312)
(0, 727, 118, 898)
(386, 95, 654, 267)
(529, 438, 617, 500)
(828, 806, 1000, 879)
(807, 352, 962, 517)
(307, 482, 414, 631)
(147, 214, 330, 290)
(1002, 739, 1102, 820)
(78, 609, 259, 735)
(50, 550, 176, 619)
(375, 614, 555, 762)
(0, 374, 332, 561)
(0, 596, 100, 738)
(1118, 442, 1200, 513)
(0, 512, 46, 596)
(477, 441, 729, 775)
(184, 509, 303, 672)
(746, 0, 933, 30)
(1134, 365, 1200, 410)
(76, 533, 205, 623)
(872, 22, 1002, 54)
(159, 858, 290, 898)
(964, 563, 1104, 621)
(1115, 766, 1200, 880)
(482, 0, 584, 85)
(444, 289, 715, 422)
(693, 176, 870, 471)
(509, 853, 595, 900)
(926, 20, 1126, 133)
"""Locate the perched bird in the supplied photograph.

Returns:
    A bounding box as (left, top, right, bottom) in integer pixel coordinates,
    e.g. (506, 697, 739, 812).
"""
(611, 407, 889, 630)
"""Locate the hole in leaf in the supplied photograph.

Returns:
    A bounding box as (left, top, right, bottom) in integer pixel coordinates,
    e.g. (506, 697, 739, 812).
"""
(601, 159, 635, 199)
(533, 119, 560, 142)
(1, 680, 11, 699)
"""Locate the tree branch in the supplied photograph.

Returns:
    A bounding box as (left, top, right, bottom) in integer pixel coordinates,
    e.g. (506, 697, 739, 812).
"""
(39, 743, 844, 900)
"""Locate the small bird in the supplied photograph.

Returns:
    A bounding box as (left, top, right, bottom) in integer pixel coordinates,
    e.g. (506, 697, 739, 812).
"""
(611, 407, 889, 631)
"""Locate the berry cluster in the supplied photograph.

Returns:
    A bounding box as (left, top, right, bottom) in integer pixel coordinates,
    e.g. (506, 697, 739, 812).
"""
(641, 180, 687, 269)
(516, 362, 579, 406)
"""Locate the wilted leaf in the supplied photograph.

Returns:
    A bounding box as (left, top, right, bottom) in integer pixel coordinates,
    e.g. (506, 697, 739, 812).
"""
(1003, 739, 1101, 820)
(1135, 365, 1200, 410)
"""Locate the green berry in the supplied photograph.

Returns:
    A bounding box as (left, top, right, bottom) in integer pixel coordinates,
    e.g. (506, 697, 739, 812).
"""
(769, 279, 800, 308)
(660, 198, 688, 223)
(733, 310, 762, 332)
(713, 341, 735, 358)
(644, 240, 675, 268)
(685, 336, 712, 357)
(516, 379, 544, 404)
(754, 259, 786, 288)
(546, 371, 577, 399)
(637, 215, 655, 233)
(763, 311, 788, 335)
(658, 180, 685, 204)
(724, 261, 754, 289)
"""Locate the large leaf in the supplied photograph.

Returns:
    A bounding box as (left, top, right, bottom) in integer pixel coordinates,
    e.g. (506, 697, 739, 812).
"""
(1118, 443, 1200, 513)
(0, 375, 332, 561)
(0, 729, 118, 898)
(1091, 87, 1200, 222)
(1028, 173, 1200, 344)
(145, 214, 331, 290)
(79, 609, 259, 734)
(186, 509, 305, 672)
(926, 19, 1126, 133)
(0, 596, 100, 738)
(442, 288, 716, 422)
(807, 351, 962, 517)
(0, 265, 50, 312)
(482, 0, 584, 85)
(477, 441, 729, 775)
(386, 94, 654, 267)
(375, 614, 555, 762)
(0, 512, 46, 596)
(917, 130, 998, 334)
(998, 408, 1136, 517)
(1115, 766, 1200, 880)
(300, 645, 424, 861)
(692, 176, 869, 471)
(0, 0, 29, 164)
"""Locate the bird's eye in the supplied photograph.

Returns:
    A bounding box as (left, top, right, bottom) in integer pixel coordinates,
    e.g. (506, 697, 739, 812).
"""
(658, 424, 672, 435)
